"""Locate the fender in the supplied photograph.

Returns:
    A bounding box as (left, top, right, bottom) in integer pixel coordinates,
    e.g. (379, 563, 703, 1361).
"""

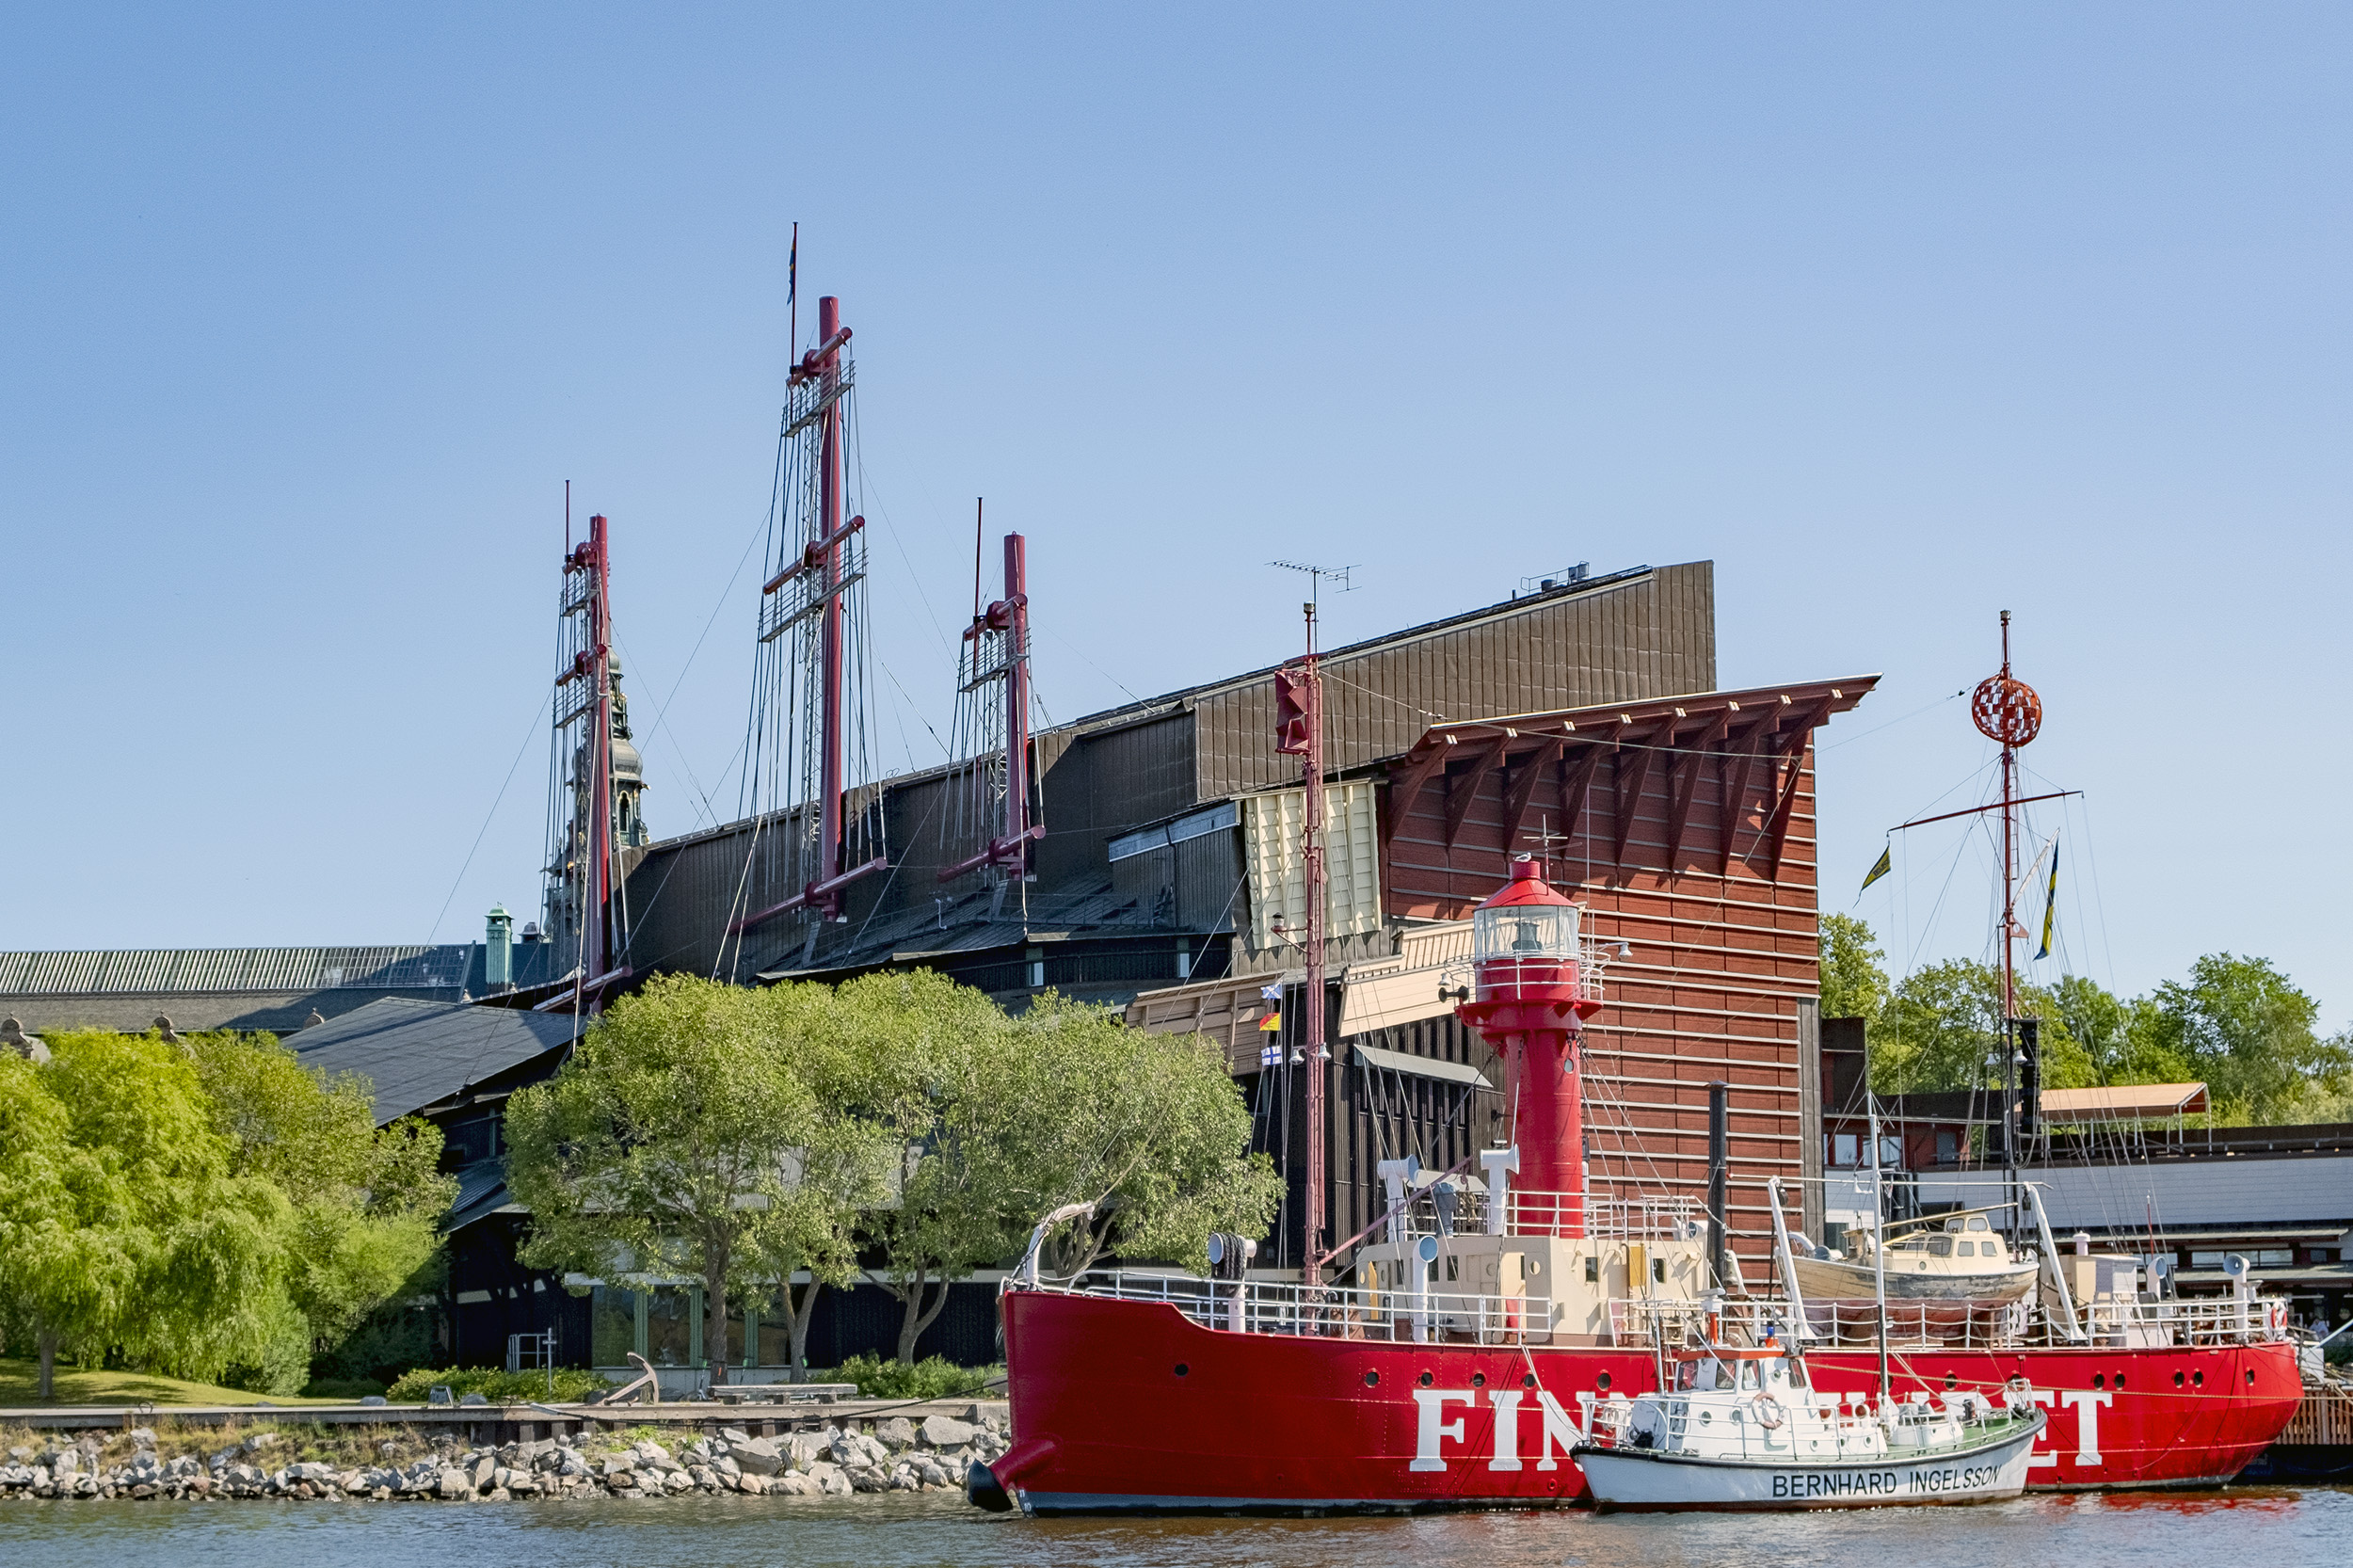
(966, 1436, 1059, 1513)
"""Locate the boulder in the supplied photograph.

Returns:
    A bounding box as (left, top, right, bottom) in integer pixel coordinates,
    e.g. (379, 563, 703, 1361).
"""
(437, 1468, 472, 1499)
(245, 1433, 280, 1453)
(601, 1456, 636, 1479)
(920, 1415, 977, 1448)
(663, 1470, 694, 1494)
(291, 1462, 339, 1483)
(773, 1472, 814, 1496)
(633, 1439, 673, 1464)
(738, 1472, 769, 1496)
(127, 1428, 157, 1448)
(471, 1456, 497, 1489)
(875, 1416, 918, 1449)
(719, 1427, 751, 1446)
(728, 1437, 782, 1476)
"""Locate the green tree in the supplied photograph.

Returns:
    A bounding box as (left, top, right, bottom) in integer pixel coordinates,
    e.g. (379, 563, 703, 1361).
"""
(2144, 954, 2351, 1124)
(1818, 913, 1890, 1026)
(830, 970, 1030, 1366)
(184, 1032, 455, 1382)
(505, 975, 865, 1382)
(998, 995, 1282, 1279)
(0, 1054, 74, 1390)
(18, 1032, 289, 1399)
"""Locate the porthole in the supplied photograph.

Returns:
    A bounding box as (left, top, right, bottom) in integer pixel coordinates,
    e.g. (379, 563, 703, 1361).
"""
(1596, 1371, 1612, 1392)
(1174, 1363, 1189, 1377)
(2248, 1368, 2257, 1387)
(2173, 1371, 2185, 1388)
(1418, 1371, 1434, 1387)
(1471, 1372, 1486, 1388)
(2116, 1373, 2126, 1390)
(2091, 1374, 2105, 1389)
(2193, 1370, 2204, 1388)
(1364, 1370, 1380, 1387)
(1944, 1374, 1957, 1390)
(1523, 1373, 1537, 1389)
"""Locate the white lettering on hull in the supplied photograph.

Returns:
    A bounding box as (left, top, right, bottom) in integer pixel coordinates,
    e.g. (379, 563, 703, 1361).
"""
(1486, 1391, 1523, 1471)
(1410, 1389, 1475, 1472)
(2028, 1387, 2111, 1468)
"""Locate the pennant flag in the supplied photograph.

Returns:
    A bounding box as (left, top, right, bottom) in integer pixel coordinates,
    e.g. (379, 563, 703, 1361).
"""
(788, 222, 797, 308)
(1859, 844, 1892, 896)
(2036, 833, 2060, 960)
(1257, 1010, 1282, 1033)
(1260, 1043, 1283, 1068)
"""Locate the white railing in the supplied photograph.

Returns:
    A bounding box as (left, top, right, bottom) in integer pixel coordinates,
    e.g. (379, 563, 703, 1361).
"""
(1034, 1269, 1557, 1346)
(1379, 1182, 1696, 1246)
(1614, 1289, 2287, 1352)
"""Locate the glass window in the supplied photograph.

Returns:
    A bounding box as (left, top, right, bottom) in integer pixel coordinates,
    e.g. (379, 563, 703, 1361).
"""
(1833, 1133, 1859, 1167)
(1956, 1241, 1976, 1257)
(1966, 1216, 1989, 1231)
(1927, 1237, 1953, 1256)
(648, 1286, 693, 1367)
(1935, 1129, 1959, 1163)
(590, 1285, 640, 1366)
(723, 1296, 748, 1366)
(1879, 1137, 1903, 1169)
(757, 1287, 801, 1369)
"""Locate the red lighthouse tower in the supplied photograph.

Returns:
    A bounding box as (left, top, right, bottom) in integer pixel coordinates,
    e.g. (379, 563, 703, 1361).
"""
(1454, 856, 1602, 1234)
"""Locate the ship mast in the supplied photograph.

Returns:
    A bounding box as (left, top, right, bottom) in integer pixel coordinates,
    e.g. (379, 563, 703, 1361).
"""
(1273, 569, 1337, 1277)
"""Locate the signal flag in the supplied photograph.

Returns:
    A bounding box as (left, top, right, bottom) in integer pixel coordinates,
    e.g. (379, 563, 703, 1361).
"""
(2036, 834, 2060, 960)
(1859, 844, 1892, 896)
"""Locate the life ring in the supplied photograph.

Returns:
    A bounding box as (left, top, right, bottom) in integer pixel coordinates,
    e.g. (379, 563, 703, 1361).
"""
(1753, 1394, 1786, 1430)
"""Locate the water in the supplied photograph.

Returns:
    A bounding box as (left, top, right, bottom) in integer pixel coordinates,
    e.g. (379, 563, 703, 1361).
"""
(2, 1487, 2345, 1567)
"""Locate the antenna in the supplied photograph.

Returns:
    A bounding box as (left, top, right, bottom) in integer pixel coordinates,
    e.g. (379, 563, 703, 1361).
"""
(1269, 560, 1358, 611)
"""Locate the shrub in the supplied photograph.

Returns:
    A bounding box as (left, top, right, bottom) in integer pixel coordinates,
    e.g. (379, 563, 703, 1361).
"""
(813, 1353, 1001, 1400)
(383, 1366, 609, 1404)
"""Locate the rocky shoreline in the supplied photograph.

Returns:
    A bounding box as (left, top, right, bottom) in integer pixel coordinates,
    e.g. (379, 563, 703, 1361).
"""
(0, 1413, 1008, 1502)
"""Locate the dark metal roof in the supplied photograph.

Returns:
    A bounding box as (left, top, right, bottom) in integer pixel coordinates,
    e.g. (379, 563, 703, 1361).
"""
(288, 998, 584, 1124)
(446, 1160, 519, 1231)
(759, 877, 1161, 982)
(0, 944, 480, 996)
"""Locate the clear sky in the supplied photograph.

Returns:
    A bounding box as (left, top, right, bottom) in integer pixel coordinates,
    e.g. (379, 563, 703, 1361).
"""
(6, 7, 2346, 1028)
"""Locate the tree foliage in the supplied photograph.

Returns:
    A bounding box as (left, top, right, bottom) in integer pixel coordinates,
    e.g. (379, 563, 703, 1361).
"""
(0, 1029, 454, 1400)
(1828, 920, 2349, 1124)
(505, 974, 897, 1380)
(509, 968, 1278, 1368)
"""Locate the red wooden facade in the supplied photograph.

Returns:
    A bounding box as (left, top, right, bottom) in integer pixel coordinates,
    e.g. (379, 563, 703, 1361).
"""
(1377, 677, 1877, 1266)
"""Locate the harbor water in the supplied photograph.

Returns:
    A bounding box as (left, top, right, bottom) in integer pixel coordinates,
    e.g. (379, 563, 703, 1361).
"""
(2, 1486, 2347, 1567)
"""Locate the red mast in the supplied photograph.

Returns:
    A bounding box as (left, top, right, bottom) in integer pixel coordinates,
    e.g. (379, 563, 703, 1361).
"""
(1274, 601, 1328, 1272)
(812, 296, 850, 915)
(544, 508, 628, 1003)
(940, 531, 1043, 885)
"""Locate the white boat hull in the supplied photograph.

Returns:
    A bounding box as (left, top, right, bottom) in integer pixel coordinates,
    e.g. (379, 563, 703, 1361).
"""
(1573, 1416, 2042, 1512)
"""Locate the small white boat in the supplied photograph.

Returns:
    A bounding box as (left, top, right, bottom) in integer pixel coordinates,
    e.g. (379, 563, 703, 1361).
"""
(1787, 1207, 2039, 1304)
(1574, 1341, 2045, 1511)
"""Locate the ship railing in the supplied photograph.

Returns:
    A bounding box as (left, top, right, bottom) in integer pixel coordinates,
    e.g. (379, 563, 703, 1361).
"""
(1615, 1288, 2287, 1352)
(1380, 1184, 1697, 1245)
(1041, 1269, 1559, 1347)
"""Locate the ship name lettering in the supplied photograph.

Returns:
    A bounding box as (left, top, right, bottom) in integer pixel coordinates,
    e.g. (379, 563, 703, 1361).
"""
(1410, 1389, 1476, 1472)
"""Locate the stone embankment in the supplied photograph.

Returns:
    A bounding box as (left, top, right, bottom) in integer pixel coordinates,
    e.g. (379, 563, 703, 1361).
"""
(0, 1413, 1008, 1502)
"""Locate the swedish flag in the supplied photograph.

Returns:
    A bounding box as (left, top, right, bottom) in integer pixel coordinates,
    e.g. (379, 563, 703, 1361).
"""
(1859, 844, 1892, 896)
(2036, 835, 2059, 960)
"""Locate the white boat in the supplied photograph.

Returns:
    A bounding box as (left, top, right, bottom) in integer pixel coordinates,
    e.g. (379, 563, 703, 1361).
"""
(1787, 1207, 2040, 1304)
(1574, 1340, 2046, 1511)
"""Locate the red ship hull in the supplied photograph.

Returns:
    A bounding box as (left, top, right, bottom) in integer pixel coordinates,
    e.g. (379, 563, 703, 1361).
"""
(998, 1289, 2302, 1512)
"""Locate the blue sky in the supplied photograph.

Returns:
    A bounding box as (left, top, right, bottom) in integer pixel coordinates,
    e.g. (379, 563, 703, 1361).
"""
(6, 7, 2347, 1027)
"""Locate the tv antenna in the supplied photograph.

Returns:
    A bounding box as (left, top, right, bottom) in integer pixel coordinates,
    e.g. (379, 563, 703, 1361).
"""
(1269, 560, 1358, 610)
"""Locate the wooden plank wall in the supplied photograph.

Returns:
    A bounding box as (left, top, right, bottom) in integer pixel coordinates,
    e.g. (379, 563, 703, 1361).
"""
(1383, 733, 1829, 1269)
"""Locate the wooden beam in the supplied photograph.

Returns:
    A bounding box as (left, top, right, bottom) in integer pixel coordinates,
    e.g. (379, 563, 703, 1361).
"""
(1663, 708, 1731, 874)
(1445, 734, 1512, 850)
(1383, 742, 1452, 843)
(1759, 697, 1837, 882)
(1555, 720, 1622, 852)
(1611, 717, 1679, 867)
(1717, 717, 1773, 876)
(1501, 737, 1567, 858)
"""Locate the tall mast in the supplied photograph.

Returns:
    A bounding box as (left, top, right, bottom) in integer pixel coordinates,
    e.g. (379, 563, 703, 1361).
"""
(730, 284, 888, 949)
(544, 509, 625, 1004)
(939, 529, 1043, 886)
(814, 295, 849, 914)
(1302, 599, 1327, 1276)
(1970, 610, 2042, 1237)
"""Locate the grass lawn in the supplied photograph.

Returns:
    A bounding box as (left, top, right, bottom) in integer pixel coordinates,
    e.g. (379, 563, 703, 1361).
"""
(0, 1358, 344, 1408)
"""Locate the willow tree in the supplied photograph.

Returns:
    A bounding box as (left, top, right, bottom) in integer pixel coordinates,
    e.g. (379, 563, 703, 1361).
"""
(4, 1032, 287, 1399)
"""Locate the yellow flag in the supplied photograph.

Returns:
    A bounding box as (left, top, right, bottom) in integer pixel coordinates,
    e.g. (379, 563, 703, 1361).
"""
(1860, 845, 1892, 895)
